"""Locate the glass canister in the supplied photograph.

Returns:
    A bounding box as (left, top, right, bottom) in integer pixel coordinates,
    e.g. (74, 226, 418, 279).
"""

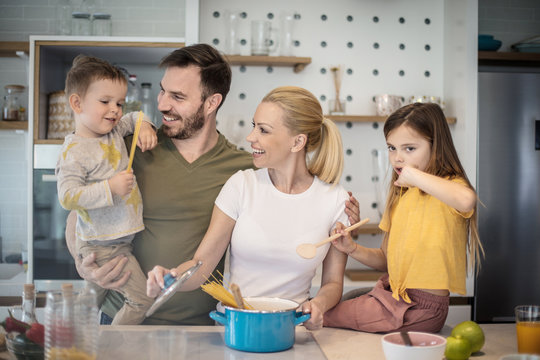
(2, 84, 25, 121)
(44, 285, 98, 360)
(92, 13, 111, 36)
(71, 12, 92, 36)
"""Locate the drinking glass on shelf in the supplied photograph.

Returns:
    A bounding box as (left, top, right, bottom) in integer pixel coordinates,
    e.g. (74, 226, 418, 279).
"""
(515, 305, 540, 355)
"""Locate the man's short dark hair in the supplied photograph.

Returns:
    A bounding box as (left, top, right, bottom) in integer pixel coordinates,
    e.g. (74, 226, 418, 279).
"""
(160, 44, 231, 111)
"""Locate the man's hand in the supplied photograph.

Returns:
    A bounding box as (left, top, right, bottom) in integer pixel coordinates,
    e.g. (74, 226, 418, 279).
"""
(76, 252, 131, 290)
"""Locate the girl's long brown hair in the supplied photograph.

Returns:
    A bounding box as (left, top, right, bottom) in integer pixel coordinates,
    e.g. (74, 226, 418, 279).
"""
(382, 102, 484, 272)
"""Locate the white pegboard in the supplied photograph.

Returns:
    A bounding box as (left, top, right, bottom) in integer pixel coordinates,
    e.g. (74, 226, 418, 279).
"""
(201, 0, 450, 261)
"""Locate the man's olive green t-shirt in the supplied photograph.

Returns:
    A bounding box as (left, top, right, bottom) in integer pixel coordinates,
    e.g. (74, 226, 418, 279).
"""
(101, 129, 253, 325)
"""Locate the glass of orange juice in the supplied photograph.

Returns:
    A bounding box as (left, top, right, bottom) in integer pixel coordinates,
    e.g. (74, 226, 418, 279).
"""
(515, 305, 540, 354)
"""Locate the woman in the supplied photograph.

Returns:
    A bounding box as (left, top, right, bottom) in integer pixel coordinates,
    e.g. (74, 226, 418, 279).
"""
(147, 86, 359, 330)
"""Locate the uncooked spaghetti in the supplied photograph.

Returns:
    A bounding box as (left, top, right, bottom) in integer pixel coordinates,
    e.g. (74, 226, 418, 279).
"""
(201, 271, 253, 309)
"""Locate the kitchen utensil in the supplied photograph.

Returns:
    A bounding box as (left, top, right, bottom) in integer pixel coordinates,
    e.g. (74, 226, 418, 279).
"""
(381, 331, 446, 360)
(145, 261, 203, 317)
(126, 111, 143, 171)
(478, 34, 502, 51)
(209, 296, 310, 353)
(230, 283, 246, 309)
(401, 330, 413, 346)
(296, 218, 370, 259)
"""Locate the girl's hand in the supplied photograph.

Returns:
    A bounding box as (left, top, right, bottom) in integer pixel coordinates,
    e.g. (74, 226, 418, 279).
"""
(330, 222, 357, 255)
(301, 299, 324, 331)
(108, 170, 134, 196)
(146, 265, 174, 297)
(394, 165, 420, 188)
(137, 121, 158, 152)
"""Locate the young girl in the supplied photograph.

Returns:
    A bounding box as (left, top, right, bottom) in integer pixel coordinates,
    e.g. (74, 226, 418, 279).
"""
(324, 102, 483, 333)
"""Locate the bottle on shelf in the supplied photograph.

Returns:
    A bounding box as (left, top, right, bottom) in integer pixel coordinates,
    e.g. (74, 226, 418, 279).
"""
(21, 283, 37, 324)
(140, 82, 157, 125)
(124, 74, 141, 114)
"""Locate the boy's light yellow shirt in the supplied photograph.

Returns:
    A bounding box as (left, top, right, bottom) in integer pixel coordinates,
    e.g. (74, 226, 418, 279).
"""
(380, 178, 473, 303)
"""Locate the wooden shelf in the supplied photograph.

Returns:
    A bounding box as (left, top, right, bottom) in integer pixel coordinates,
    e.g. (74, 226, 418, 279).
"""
(0, 41, 29, 57)
(0, 120, 28, 130)
(225, 55, 311, 73)
(479, 51, 540, 67)
(35, 139, 64, 145)
(326, 114, 457, 124)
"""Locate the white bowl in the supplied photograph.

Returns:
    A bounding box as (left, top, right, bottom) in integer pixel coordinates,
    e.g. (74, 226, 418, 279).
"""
(499, 355, 540, 360)
(381, 331, 446, 360)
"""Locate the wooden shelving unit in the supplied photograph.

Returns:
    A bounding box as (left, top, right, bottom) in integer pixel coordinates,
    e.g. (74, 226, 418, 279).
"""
(478, 51, 540, 67)
(0, 120, 28, 130)
(326, 114, 457, 124)
(225, 55, 312, 73)
(0, 41, 29, 57)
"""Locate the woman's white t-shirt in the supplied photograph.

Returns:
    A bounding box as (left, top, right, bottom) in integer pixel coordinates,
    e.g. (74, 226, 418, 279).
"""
(215, 168, 349, 304)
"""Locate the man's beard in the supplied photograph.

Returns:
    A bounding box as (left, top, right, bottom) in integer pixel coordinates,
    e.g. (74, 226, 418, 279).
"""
(162, 103, 205, 140)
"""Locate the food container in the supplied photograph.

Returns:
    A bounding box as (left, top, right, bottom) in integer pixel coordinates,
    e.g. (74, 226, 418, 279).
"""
(381, 331, 446, 360)
(47, 90, 74, 139)
(3, 84, 25, 121)
(209, 297, 310, 353)
(6, 332, 44, 360)
(373, 94, 404, 116)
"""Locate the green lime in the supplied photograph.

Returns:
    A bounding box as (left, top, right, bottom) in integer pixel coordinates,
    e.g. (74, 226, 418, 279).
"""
(451, 320, 485, 353)
(445, 335, 472, 360)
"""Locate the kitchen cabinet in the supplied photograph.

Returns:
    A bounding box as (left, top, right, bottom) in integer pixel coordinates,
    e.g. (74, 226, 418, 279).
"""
(30, 37, 185, 145)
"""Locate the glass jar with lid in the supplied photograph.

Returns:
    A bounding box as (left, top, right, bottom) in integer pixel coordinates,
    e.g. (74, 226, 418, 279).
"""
(71, 12, 92, 36)
(2, 84, 25, 121)
(92, 13, 112, 36)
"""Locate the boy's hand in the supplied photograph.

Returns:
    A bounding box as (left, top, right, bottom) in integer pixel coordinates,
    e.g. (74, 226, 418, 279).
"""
(108, 170, 135, 196)
(137, 121, 157, 152)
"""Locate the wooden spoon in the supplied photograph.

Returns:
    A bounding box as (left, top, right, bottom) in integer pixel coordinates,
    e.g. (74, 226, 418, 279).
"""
(401, 330, 413, 346)
(296, 218, 370, 259)
(230, 283, 246, 309)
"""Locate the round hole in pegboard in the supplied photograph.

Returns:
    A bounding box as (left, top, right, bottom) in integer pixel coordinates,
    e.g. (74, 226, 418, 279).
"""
(399, 70, 405, 76)
(269, 39, 275, 46)
(346, 95, 353, 101)
(239, 146, 245, 151)
(373, 42, 379, 49)
(347, 42, 354, 48)
(346, 68, 353, 75)
(238, 120, 245, 127)
(399, 43, 405, 50)
(425, 18, 431, 25)
(399, 17, 405, 24)
(212, 11, 220, 18)
(240, 12, 247, 19)
(320, 68, 327, 74)
(346, 149, 352, 156)
(320, 94, 327, 101)
(240, 39, 247, 46)
(212, 38, 219, 45)
(372, 122, 379, 129)
(372, 16, 379, 23)
(321, 14, 327, 21)
(424, 71, 430, 77)
(294, 40, 300, 47)
(321, 41, 327, 48)
(346, 15, 353, 22)
(425, 44, 431, 51)
(294, 13, 301, 20)
(372, 69, 379, 76)
(346, 122, 353, 129)
(371, 202, 378, 209)
(239, 93, 246, 100)
(371, 175, 379, 182)
(266, 66, 273, 73)
(239, 65, 246, 73)
(345, 175, 352, 182)
(267, 12, 274, 19)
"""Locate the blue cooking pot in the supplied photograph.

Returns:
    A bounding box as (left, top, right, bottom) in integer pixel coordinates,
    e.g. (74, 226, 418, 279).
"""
(209, 297, 311, 353)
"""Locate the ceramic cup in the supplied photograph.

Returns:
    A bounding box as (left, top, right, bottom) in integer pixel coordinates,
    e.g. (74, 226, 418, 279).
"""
(408, 95, 445, 110)
(374, 94, 403, 116)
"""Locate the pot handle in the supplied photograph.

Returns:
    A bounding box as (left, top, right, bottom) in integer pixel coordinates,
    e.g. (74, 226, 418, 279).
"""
(209, 310, 227, 325)
(294, 311, 311, 325)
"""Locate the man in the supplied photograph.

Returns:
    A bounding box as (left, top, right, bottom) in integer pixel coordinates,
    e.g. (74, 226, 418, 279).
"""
(66, 43, 361, 325)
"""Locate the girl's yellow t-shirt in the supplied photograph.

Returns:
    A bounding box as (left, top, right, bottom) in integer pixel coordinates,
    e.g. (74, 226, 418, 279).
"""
(379, 177, 474, 303)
